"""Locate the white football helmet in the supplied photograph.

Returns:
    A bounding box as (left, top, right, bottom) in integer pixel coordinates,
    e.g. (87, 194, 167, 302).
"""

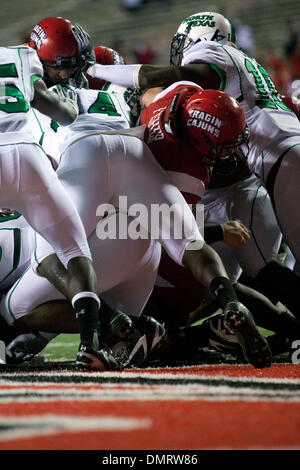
(170, 11, 236, 65)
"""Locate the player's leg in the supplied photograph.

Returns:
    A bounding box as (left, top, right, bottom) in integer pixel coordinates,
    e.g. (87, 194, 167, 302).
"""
(267, 142, 300, 262)
(229, 175, 282, 278)
(94, 234, 161, 317)
(4, 143, 111, 370)
(91, 218, 163, 368)
(246, 143, 300, 316)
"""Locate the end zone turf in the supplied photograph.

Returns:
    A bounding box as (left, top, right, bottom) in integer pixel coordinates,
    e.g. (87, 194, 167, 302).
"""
(0, 361, 299, 450)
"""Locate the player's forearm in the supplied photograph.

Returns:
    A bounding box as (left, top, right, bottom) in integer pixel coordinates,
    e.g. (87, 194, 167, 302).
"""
(33, 91, 78, 125)
(86, 62, 220, 90)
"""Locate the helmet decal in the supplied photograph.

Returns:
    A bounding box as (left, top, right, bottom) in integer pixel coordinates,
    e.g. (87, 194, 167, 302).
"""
(30, 24, 47, 50)
(29, 17, 79, 67)
(182, 14, 217, 30)
(186, 109, 223, 138)
(170, 11, 236, 65)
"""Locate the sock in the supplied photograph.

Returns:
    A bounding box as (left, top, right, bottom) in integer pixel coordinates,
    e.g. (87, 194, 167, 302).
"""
(72, 293, 100, 349)
(209, 277, 238, 309)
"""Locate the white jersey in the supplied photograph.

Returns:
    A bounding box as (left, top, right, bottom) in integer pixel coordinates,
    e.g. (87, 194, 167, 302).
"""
(29, 107, 62, 164)
(0, 212, 34, 291)
(102, 82, 142, 126)
(31, 87, 132, 161)
(182, 42, 300, 177)
(0, 46, 43, 143)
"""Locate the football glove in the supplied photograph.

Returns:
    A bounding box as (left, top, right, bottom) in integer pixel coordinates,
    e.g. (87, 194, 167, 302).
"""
(51, 84, 79, 116)
(72, 23, 96, 73)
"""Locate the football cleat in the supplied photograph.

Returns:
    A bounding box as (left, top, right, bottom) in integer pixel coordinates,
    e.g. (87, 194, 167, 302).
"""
(76, 343, 123, 371)
(223, 301, 272, 368)
(112, 315, 165, 368)
(6, 332, 50, 364)
(106, 310, 134, 341)
(99, 306, 135, 349)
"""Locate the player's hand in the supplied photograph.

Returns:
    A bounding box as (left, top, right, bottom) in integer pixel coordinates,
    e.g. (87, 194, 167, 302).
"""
(73, 23, 96, 72)
(221, 220, 250, 247)
(51, 85, 79, 116)
(72, 23, 91, 54)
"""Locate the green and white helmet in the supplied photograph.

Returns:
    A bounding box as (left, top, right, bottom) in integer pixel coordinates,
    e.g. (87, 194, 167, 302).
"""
(170, 12, 236, 65)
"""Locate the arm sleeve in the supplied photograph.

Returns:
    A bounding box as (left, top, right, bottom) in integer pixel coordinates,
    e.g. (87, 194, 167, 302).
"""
(86, 64, 142, 88)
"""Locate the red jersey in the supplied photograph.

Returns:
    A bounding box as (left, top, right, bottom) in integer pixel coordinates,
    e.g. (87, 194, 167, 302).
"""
(141, 83, 210, 319)
(140, 82, 212, 205)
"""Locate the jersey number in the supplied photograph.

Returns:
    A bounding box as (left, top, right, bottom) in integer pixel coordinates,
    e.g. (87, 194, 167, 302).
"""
(88, 92, 121, 116)
(245, 59, 290, 111)
(0, 63, 29, 113)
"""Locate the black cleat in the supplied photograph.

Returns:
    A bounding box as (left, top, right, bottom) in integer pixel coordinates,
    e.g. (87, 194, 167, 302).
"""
(112, 315, 165, 368)
(98, 303, 135, 349)
(223, 301, 272, 368)
(76, 343, 123, 371)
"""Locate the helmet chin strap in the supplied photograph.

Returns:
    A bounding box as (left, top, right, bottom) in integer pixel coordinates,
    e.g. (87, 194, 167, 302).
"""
(199, 126, 250, 166)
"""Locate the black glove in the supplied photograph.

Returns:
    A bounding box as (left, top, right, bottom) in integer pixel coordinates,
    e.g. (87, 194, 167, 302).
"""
(72, 23, 96, 73)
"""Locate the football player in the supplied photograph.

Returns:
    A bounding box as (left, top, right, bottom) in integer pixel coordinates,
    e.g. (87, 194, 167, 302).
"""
(29, 18, 141, 126)
(28, 17, 95, 88)
(86, 11, 300, 313)
(0, 44, 118, 371)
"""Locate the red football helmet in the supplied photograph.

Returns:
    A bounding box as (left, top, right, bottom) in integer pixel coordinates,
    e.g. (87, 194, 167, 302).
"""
(86, 45, 125, 90)
(180, 89, 250, 165)
(29, 17, 79, 69)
